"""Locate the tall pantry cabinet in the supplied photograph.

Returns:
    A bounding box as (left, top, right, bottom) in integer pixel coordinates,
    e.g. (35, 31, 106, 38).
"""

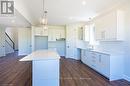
(66, 24, 84, 60)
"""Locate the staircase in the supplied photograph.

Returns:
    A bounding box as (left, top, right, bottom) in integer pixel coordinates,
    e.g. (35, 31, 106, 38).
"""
(5, 32, 15, 54)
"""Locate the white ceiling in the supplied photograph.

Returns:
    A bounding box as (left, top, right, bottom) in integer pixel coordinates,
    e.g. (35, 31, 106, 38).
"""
(0, 9, 31, 27)
(6, 0, 130, 26)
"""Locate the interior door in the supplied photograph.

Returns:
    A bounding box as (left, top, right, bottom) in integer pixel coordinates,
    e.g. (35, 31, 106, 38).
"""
(0, 28, 5, 57)
(66, 25, 76, 58)
(18, 28, 31, 55)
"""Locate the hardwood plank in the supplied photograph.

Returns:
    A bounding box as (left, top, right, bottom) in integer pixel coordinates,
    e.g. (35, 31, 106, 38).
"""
(0, 52, 32, 86)
(0, 52, 130, 86)
(60, 58, 130, 86)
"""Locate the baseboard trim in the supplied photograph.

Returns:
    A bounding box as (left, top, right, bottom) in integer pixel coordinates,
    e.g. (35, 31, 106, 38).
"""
(123, 75, 130, 82)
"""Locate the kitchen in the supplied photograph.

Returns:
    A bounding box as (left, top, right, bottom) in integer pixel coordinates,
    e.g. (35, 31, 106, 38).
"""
(0, 0, 130, 86)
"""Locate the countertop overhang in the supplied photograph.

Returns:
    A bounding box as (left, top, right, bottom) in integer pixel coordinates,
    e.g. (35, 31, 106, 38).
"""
(19, 50, 60, 61)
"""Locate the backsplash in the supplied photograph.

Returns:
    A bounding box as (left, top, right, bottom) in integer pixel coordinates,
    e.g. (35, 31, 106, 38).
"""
(93, 41, 125, 55)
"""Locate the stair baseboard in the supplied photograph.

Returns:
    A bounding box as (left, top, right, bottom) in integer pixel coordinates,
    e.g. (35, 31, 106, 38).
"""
(123, 75, 130, 82)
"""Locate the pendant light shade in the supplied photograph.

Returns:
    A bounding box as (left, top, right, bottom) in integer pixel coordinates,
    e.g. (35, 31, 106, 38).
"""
(41, 11, 48, 25)
(41, 0, 48, 29)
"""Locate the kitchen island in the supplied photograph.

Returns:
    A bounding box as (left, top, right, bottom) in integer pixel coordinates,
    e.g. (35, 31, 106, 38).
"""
(20, 50, 60, 86)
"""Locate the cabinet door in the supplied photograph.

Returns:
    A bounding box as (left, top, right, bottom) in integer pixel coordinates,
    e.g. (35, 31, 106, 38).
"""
(83, 25, 90, 42)
(35, 27, 43, 36)
(35, 27, 48, 36)
(48, 29, 56, 41)
(59, 29, 65, 39)
(94, 10, 124, 41)
(84, 50, 91, 66)
(102, 12, 117, 40)
(66, 25, 76, 59)
(55, 29, 61, 40)
(98, 54, 110, 78)
(42, 29, 48, 36)
(50, 28, 65, 40)
(95, 18, 106, 40)
(66, 41, 75, 58)
(81, 50, 89, 65)
(81, 50, 85, 63)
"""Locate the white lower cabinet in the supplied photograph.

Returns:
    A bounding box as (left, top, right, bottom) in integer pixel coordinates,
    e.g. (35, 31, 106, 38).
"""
(81, 50, 123, 81)
(81, 50, 90, 66)
(81, 50, 86, 63)
(98, 54, 110, 78)
(89, 52, 98, 70)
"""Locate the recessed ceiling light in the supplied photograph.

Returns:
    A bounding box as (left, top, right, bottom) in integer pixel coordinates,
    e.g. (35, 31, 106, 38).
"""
(69, 17, 73, 20)
(11, 20, 15, 23)
(82, 1, 86, 5)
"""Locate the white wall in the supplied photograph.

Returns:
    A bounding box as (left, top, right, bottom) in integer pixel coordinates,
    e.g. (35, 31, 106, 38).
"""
(6, 27, 18, 50)
(0, 26, 5, 57)
(123, 3, 130, 81)
(18, 28, 31, 55)
(5, 41, 14, 54)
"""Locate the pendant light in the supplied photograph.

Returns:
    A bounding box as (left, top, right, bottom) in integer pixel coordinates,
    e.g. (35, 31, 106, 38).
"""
(41, 0, 48, 29)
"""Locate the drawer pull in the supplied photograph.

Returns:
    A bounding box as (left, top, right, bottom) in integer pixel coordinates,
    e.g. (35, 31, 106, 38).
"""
(99, 55, 101, 62)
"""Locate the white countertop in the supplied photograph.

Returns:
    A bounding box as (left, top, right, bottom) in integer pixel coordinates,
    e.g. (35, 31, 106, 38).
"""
(80, 48, 124, 56)
(20, 50, 60, 61)
(84, 49, 124, 56)
(77, 47, 89, 50)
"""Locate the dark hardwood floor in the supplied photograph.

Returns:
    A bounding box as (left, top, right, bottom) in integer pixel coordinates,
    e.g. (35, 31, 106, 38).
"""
(0, 52, 32, 86)
(0, 52, 130, 86)
(60, 58, 130, 86)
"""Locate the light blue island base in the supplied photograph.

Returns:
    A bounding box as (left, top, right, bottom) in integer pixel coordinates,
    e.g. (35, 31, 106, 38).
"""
(19, 50, 60, 86)
(33, 59, 59, 86)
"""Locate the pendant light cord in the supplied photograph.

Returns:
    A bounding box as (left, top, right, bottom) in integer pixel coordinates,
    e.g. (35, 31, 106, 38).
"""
(41, 0, 48, 27)
(43, 0, 45, 16)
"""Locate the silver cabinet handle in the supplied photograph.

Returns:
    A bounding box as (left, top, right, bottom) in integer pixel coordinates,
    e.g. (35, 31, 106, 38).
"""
(30, 45, 32, 47)
(99, 55, 101, 62)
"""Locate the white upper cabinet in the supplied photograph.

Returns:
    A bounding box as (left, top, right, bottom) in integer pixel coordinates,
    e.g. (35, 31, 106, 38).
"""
(48, 28, 56, 41)
(94, 10, 124, 41)
(83, 24, 95, 45)
(83, 25, 90, 42)
(55, 28, 65, 40)
(48, 26, 66, 41)
(34, 27, 48, 36)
